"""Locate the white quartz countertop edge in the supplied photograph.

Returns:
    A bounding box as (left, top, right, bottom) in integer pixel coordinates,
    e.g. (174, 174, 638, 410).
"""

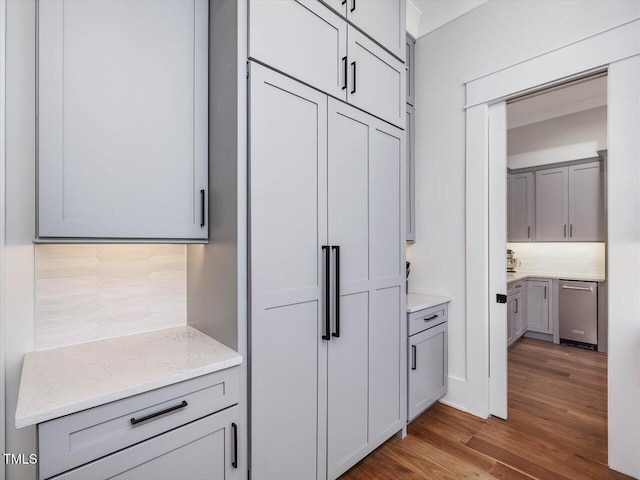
(15, 326, 242, 429)
(507, 272, 606, 283)
(407, 293, 452, 313)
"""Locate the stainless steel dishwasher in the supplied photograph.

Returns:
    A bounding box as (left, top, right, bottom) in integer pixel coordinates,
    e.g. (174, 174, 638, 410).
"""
(559, 280, 598, 348)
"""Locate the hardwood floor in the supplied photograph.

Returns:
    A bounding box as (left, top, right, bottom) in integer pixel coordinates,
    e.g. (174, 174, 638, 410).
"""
(341, 338, 633, 480)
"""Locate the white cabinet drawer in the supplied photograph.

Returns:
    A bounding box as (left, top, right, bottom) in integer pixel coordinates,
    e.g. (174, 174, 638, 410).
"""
(408, 303, 447, 337)
(50, 406, 239, 480)
(39, 368, 239, 480)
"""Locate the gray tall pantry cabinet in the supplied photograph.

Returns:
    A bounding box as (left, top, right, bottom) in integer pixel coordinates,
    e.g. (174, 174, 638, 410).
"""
(248, 1, 407, 479)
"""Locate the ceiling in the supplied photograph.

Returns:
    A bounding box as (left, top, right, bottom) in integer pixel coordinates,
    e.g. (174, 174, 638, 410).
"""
(407, 0, 487, 39)
(507, 76, 607, 130)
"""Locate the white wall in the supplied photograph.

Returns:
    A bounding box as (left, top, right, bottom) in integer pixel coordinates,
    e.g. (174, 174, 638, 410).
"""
(507, 106, 607, 169)
(409, 0, 639, 411)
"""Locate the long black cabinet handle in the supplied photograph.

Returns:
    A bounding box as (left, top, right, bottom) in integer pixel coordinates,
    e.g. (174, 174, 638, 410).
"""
(322, 246, 331, 341)
(332, 246, 340, 338)
(342, 57, 347, 90)
(351, 0, 356, 12)
(231, 422, 238, 468)
(423, 314, 439, 322)
(411, 345, 417, 370)
(130, 400, 187, 425)
(200, 189, 206, 227)
(351, 61, 356, 94)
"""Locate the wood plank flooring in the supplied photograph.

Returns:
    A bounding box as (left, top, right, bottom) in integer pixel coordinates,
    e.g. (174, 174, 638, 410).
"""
(341, 338, 633, 480)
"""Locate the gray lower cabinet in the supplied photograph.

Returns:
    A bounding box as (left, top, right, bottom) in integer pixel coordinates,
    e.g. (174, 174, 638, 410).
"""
(37, 0, 209, 240)
(526, 279, 552, 334)
(407, 303, 448, 422)
(51, 406, 239, 480)
(38, 368, 240, 480)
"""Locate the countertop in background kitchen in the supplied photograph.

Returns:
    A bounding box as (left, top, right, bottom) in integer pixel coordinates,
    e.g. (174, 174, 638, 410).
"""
(407, 292, 451, 313)
(507, 271, 606, 283)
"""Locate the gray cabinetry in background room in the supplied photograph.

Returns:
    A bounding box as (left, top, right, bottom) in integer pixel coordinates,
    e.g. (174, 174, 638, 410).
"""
(508, 172, 534, 241)
(533, 161, 604, 242)
(37, 0, 209, 241)
(406, 104, 416, 241)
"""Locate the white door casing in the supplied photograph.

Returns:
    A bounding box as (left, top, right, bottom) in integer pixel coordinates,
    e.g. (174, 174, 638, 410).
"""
(488, 101, 507, 420)
(466, 18, 640, 478)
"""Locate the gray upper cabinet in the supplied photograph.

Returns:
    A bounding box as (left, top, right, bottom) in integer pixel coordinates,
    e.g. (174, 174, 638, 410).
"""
(568, 162, 605, 241)
(406, 105, 416, 241)
(37, 0, 209, 241)
(347, 0, 406, 60)
(535, 167, 569, 241)
(249, 0, 405, 128)
(508, 172, 534, 242)
(534, 161, 604, 242)
(249, 0, 348, 100)
(406, 35, 415, 106)
(347, 27, 405, 128)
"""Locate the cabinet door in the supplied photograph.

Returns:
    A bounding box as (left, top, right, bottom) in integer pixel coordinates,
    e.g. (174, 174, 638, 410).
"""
(535, 167, 569, 241)
(249, 64, 328, 480)
(38, 0, 208, 240)
(53, 406, 239, 480)
(526, 280, 551, 333)
(327, 101, 370, 479)
(507, 297, 515, 344)
(408, 322, 447, 421)
(508, 172, 534, 242)
(347, 0, 406, 60)
(568, 162, 605, 241)
(406, 35, 416, 106)
(347, 27, 405, 129)
(513, 292, 523, 338)
(368, 115, 406, 444)
(249, 0, 347, 100)
(406, 104, 416, 241)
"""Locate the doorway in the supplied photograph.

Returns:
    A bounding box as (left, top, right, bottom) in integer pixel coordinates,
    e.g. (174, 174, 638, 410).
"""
(465, 22, 640, 477)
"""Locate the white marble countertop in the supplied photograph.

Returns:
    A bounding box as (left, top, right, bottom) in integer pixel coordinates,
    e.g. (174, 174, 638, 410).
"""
(407, 292, 451, 313)
(15, 326, 242, 428)
(507, 271, 605, 283)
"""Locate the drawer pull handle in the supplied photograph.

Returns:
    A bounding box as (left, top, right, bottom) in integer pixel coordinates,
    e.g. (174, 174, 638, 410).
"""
(130, 400, 188, 425)
(424, 314, 439, 322)
(232, 422, 238, 468)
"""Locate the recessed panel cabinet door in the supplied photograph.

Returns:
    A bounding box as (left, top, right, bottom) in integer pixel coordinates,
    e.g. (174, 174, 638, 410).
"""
(406, 105, 416, 241)
(369, 119, 405, 443)
(347, 0, 406, 60)
(38, 0, 208, 240)
(327, 101, 370, 479)
(249, 64, 328, 480)
(535, 167, 569, 241)
(348, 28, 405, 129)
(569, 162, 605, 241)
(526, 280, 551, 333)
(508, 172, 534, 242)
(249, 0, 348, 101)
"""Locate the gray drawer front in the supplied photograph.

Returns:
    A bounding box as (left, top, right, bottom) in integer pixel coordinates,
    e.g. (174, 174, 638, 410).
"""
(408, 303, 448, 336)
(39, 367, 239, 480)
(50, 406, 239, 480)
(507, 281, 524, 295)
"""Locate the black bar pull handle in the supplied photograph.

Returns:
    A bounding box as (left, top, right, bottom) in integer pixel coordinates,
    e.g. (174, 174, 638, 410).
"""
(231, 422, 238, 468)
(342, 56, 347, 90)
(332, 246, 340, 337)
(350, 61, 356, 94)
(351, 0, 356, 12)
(424, 314, 439, 322)
(528, 226, 531, 238)
(564, 224, 567, 237)
(570, 224, 573, 237)
(131, 400, 187, 425)
(200, 189, 206, 227)
(515, 298, 519, 314)
(322, 246, 331, 341)
(342, 0, 346, 5)
(411, 345, 417, 370)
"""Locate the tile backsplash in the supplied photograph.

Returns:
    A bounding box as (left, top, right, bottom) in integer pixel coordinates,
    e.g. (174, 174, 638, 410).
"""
(35, 244, 186, 350)
(507, 242, 605, 278)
